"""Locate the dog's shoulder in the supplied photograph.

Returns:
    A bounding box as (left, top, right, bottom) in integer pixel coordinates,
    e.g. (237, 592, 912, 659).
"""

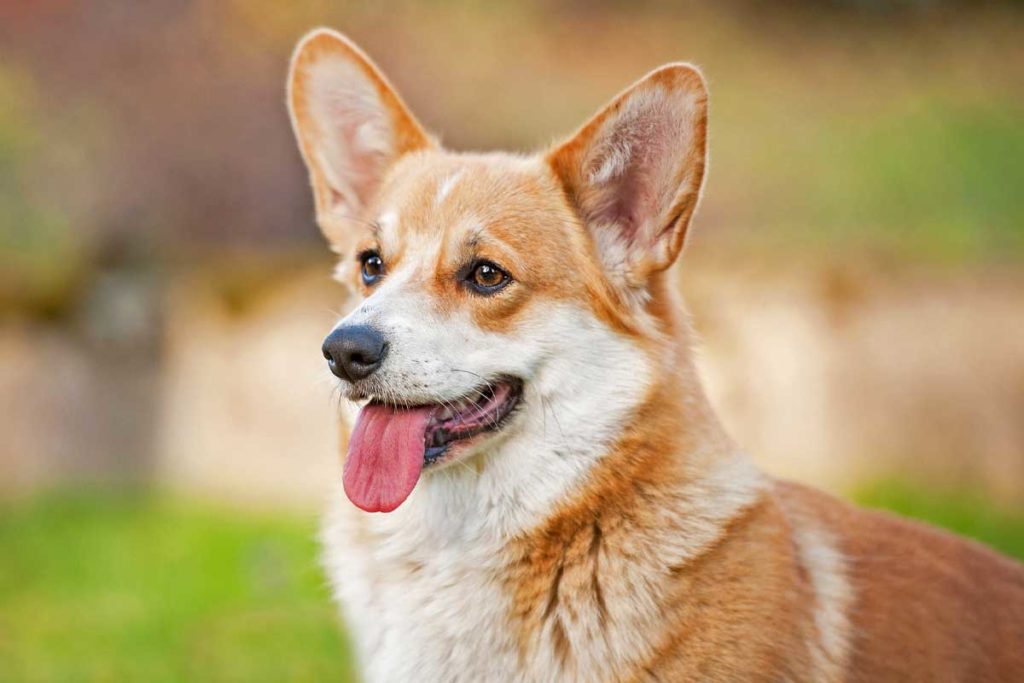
(776, 479, 1024, 681)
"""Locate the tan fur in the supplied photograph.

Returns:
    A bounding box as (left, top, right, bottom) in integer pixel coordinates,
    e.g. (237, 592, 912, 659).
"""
(288, 28, 1024, 682)
(779, 482, 1024, 682)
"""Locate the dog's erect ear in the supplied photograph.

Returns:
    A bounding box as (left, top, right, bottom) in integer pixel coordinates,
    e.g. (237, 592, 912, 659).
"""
(288, 29, 432, 247)
(547, 64, 708, 288)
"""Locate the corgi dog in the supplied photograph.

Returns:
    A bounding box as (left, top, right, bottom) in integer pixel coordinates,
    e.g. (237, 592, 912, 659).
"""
(286, 28, 1024, 682)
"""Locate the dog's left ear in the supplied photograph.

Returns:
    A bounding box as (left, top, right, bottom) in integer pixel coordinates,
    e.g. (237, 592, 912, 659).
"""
(548, 64, 708, 287)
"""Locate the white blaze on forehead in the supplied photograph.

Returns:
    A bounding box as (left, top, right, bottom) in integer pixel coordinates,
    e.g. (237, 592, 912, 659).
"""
(434, 171, 464, 207)
(377, 209, 399, 234)
(374, 209, 401, 257)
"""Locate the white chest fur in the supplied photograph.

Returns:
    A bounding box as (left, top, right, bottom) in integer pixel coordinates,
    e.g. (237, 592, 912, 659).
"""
(321, 449, 765, 683)
(322, 495, 525, 682)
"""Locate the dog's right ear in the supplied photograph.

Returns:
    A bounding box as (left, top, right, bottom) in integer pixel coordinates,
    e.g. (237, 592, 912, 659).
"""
(287, 29, 432, 249)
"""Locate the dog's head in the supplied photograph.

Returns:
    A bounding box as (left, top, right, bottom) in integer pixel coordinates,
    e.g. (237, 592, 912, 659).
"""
(288, 29, 708, 514)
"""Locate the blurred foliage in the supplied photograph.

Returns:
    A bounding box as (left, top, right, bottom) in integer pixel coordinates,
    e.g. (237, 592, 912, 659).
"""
(853, 479, 1024, 560)
(723, 99, 1024, 261)
(0, 493, 355, 682)
(0, 67, 83, 318)
(0, 0, 1021, 316)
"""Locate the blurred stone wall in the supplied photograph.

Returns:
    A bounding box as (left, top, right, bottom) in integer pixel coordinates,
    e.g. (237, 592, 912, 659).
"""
(154, 267, 342, 509)
(685, 260, 1024, 503)
(2, 258, 1023, 508)
(1, 261, 163, 490)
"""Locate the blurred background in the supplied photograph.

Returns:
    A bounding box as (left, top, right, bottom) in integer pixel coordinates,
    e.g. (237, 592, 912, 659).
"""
(1, 0, 1022, 679)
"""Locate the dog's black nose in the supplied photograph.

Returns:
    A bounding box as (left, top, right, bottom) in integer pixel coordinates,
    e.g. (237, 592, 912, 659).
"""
(322, 325, 387, 381)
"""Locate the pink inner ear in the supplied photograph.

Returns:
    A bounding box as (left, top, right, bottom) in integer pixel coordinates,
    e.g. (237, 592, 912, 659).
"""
(590, 170, 655, 247)
(309, 58, 396, 212)
(346, 142, 389, 211)
(583, 112, 677, 249)
(327, 103, 392, 210)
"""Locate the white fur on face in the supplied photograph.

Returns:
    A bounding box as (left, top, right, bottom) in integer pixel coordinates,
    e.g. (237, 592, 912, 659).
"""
(325, 191, 665, 531)
(334, 233, 526, 408)
(434, 171, 464, 207)
(333, 225, 655, 520)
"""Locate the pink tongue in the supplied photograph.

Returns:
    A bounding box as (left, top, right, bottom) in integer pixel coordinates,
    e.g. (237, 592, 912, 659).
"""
(343, 403, 431, 512)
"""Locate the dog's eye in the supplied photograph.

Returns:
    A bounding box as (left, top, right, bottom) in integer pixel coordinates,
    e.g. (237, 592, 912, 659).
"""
(466, 261, 510, 294)
(359, 250, 384, 286)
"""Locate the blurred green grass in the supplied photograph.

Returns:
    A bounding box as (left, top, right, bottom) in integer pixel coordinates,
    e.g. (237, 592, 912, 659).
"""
(710, 94, 1024, 262)
(0, 493, 355, 682)
(1, 484, 1021, 681)
(853, 480, 1024, 561)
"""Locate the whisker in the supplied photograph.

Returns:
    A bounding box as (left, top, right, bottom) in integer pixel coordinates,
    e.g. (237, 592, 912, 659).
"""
(539, 390, 574, 460)
(449, 368, 488, 383)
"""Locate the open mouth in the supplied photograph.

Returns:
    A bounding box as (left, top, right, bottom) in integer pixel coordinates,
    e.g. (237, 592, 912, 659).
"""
(343, 378, 523, 513)
(423, 379, 523, 464)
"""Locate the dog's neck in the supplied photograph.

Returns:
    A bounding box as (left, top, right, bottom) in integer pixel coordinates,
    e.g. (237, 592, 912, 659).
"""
(353, 274, 763, 552)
